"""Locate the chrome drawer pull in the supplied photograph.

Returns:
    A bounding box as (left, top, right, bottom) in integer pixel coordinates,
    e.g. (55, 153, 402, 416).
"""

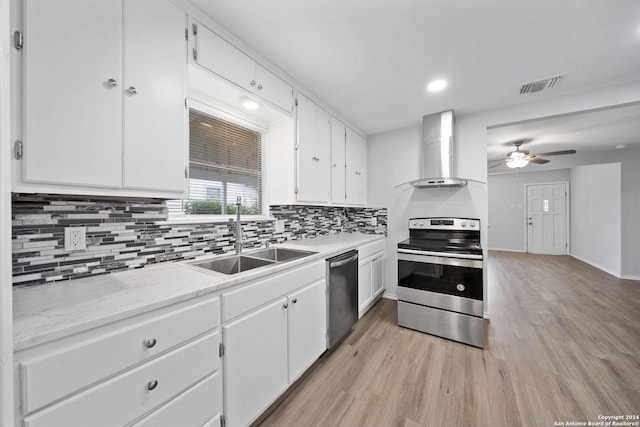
(143, 338, 157, 349)
(146, 380, 158, 391)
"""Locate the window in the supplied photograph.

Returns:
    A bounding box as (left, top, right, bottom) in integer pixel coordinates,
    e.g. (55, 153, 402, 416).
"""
(168, 108, 264, 217)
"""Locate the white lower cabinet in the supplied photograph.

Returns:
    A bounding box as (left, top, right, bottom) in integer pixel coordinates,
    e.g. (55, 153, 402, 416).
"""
(221, 261, 327, 427)
(14, 295, 222, 427)
(287, 280, 327, 382)
(223, 298, 289, 427)
(358, 240, 386, 318)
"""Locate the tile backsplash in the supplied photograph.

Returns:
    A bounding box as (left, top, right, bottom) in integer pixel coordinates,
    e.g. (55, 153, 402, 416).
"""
(12, 195, 387, 287)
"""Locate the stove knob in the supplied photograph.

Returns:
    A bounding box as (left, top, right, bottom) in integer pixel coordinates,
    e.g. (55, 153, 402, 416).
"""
(456, 284, 466, 292)
(419, 222, 424, 226)
(461, 221, 467, 227)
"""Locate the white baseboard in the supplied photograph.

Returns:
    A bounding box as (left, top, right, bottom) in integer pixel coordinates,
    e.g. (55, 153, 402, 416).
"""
(487, 247, 526, 253)
(569, 253, 622, 278)
(621, 274, 640, 281)
(382, 292, 397, 300)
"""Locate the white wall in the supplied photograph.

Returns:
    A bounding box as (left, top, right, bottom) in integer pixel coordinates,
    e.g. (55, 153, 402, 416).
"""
(368, 80, 640, 316)
(488, 169, 570, 251)
(570, 163, 622, 277)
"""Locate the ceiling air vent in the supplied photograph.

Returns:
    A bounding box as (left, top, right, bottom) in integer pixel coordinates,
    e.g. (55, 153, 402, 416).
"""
(519, 74, 566, 94)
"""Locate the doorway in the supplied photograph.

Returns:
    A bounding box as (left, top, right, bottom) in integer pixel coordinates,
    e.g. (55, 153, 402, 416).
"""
(525, 182, 568, 255)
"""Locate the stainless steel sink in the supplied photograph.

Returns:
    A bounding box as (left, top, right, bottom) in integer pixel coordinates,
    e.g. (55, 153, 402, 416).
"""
(190, 247, 316, 275)
(193, 255, 275, 275)
(248, 247, 317, 262)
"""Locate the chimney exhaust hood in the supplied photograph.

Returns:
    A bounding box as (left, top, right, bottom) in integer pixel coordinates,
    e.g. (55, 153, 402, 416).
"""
(399, 110, 468, 188)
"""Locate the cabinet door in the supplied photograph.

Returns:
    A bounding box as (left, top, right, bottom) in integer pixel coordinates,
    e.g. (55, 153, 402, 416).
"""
(23, 0, 122, 188)
(346, 128, 367, 205)
(195, 23, 254, 92)
(255, 64, 293, 113)
(358, 261, 373, 317)
(122, 0, 186, 193)
(372, 255, 384, 296)
(288, 280, 327, 382)
(330, 118, 346, 204)
(223, 298, 288, 427)
(296, 94, 330, 203)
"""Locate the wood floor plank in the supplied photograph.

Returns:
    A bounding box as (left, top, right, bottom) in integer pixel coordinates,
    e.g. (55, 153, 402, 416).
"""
(255, 251, 640, 427)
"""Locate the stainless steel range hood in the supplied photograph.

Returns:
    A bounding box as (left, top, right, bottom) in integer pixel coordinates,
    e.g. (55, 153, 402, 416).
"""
(401, 110, 468, 188)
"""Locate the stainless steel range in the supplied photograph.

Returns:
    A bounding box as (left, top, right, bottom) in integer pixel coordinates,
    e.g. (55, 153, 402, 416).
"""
(397, 217, 484, 347)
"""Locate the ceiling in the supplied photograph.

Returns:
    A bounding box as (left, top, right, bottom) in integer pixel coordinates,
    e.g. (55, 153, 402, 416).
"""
(190, 0, 640, 135)
(486, 102, 640, 171)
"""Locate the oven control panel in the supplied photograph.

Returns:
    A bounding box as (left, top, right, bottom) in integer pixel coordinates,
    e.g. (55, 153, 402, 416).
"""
(409, 217, 480, 230)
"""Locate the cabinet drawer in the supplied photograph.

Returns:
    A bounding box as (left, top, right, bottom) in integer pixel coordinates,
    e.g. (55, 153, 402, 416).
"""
(23, 332, 218, 427)
(222, 260, 324, 322)
(21, 296, 219, 413)
(130, 371, 221, 427)
(358, 240, 385, 261)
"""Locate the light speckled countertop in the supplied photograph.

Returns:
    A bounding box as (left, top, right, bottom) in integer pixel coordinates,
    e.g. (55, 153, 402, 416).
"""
(13, 232, 384, 351)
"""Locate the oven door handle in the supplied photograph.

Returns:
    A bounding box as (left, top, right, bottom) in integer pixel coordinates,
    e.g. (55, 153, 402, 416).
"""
(397, 250, 483, 269)
(398, 248, 483, 260)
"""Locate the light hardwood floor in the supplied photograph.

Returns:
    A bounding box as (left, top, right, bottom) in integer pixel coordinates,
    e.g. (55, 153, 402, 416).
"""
(256, 251, 640, 427)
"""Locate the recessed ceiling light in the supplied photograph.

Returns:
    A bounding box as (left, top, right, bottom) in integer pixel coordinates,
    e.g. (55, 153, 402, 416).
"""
(242, 98, 260, 110)
(427, 79, 447, 92)
(615, 144, 627, 149)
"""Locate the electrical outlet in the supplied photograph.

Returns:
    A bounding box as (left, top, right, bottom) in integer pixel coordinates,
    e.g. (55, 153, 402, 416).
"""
(65, 226, 86, 251)
(274, 220, 285, 233)
(371, 217, 378, 226)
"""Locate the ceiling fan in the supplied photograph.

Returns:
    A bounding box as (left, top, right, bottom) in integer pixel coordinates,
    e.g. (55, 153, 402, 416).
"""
(490, 140, 576, 169)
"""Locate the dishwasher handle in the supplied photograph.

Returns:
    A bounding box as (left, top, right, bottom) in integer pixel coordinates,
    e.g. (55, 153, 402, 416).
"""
(329, 253, 358, 268)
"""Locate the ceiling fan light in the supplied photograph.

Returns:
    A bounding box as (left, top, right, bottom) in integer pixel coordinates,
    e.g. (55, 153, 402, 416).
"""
(506, 158, 529, 168)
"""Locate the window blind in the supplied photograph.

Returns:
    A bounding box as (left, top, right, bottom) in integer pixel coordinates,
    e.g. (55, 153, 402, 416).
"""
(168, 109, 263, 215)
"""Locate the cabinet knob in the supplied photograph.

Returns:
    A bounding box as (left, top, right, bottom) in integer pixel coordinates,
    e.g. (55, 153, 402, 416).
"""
(292, 298, 297, 304)
(283, 303, 288, 309)
(312, 157, 320, 161)
(143, 338, 157, 348)
(333, 163, 337, 167)
(128, 86, 137, 95)
(250, 80, 256, 87)
(257, 84, 263, 90)
(146, 380, 159, 391)
(456, 284, 466, 292)
(106, 78, 117, 88)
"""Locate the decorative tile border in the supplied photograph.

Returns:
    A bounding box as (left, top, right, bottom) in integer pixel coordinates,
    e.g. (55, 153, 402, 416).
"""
(12, 195, 387, 287)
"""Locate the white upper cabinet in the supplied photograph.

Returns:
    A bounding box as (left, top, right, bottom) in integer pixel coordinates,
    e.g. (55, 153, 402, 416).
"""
(346, 127, 367, 205)
(192, 22, 293, 112)
(296, 94, 331, 203)
(330, 118, 346, 204)
(19, 0, 187, 197)
(193, 21, 255, 92)
(123, 0, 186, 192)
(22, 0, 123, 188)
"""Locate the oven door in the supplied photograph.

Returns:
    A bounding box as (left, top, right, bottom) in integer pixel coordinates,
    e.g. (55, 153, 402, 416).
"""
(397, 249, 483, 316)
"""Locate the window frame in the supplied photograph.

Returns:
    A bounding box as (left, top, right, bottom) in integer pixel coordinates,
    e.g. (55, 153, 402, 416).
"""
(167, 98, 270, 222)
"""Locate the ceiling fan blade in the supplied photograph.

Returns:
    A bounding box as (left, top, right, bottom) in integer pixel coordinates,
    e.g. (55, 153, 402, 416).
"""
(489, 160, 506, 169)
(529, 158, 550, 164)
(530, 149, 576, 158)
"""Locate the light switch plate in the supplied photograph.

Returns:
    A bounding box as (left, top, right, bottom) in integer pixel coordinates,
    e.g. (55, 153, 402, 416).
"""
(274, 220, 285, 233)
(65, 226, 86, 251)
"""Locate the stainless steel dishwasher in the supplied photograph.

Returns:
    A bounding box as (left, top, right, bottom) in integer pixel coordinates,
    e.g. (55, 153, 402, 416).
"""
(327, 250, 359, 349)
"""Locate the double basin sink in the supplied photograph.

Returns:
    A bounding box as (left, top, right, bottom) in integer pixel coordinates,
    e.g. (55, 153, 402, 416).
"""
(191, 247, 316, 275)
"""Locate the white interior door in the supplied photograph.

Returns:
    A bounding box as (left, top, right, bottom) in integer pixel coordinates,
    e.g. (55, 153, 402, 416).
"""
(526, 183, 567, 255)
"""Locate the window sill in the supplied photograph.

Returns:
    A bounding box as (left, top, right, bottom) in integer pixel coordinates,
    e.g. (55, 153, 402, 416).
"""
(160, 215, 276, 225)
